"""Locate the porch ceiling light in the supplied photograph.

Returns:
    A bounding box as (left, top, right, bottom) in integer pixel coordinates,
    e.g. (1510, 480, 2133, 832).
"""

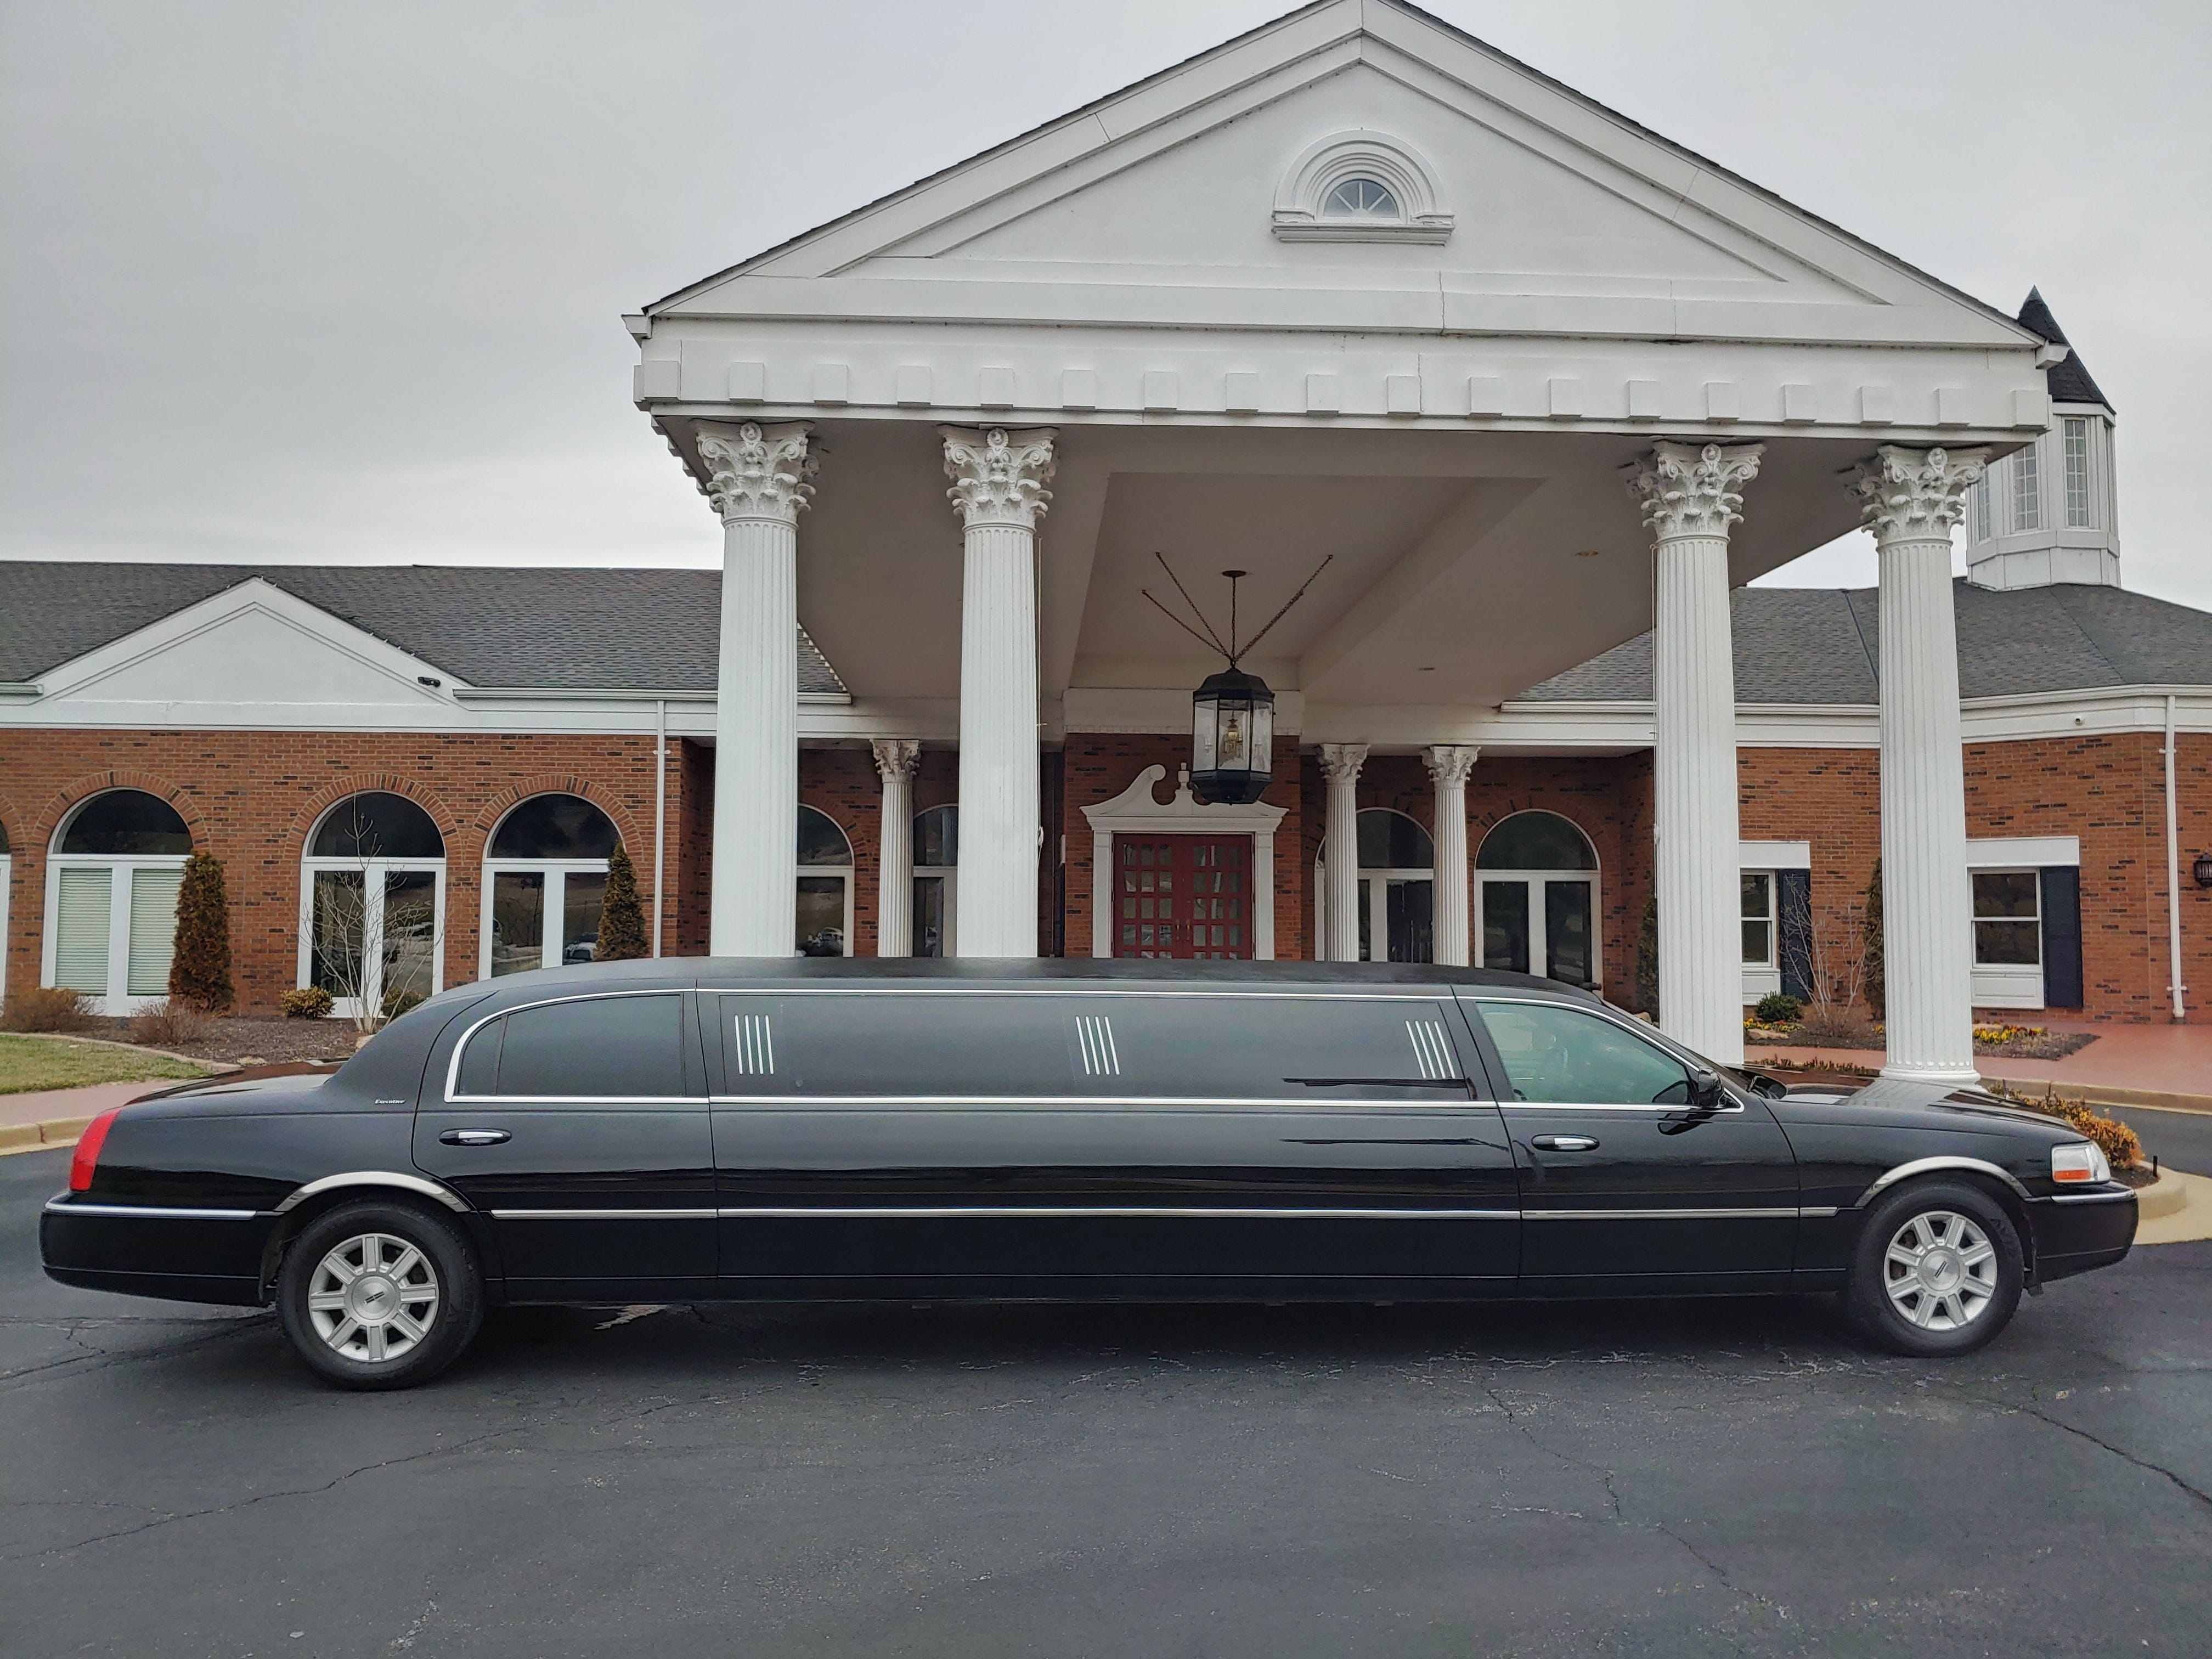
(1141, 556, 1330, 808)
(2194, 850, 2212, 889)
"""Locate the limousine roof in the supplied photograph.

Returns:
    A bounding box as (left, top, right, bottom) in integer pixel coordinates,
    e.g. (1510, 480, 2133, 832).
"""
(497, 957, 1598, 996)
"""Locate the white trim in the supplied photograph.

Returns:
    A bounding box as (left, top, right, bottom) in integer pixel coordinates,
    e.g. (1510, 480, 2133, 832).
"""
(42, 852, 190, 1017)
(1270, 129, 1454, 244)
(1081, 765, 1284, 962)
(297, 856, 447, 1019)
(1739, 841, 1811, 871)
(1966, 836, 2079, 869)
(0, 853, 9, 1009)
(479, 859, 613, 979)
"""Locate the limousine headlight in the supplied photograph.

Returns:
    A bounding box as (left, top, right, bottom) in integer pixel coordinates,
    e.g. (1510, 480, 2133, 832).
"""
(2051, 1142, 2111, 1185)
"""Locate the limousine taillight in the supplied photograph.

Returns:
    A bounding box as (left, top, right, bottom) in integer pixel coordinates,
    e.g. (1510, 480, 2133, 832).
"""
(70, 1108, 121, 1193)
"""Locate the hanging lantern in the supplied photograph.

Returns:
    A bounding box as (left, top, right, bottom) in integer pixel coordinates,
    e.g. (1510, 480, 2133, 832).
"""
(2194, 850, 2212, 889)
(1190, 667, 1276, 805)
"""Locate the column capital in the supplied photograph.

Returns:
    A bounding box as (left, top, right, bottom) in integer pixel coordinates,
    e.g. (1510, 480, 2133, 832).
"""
(1853, 445, 1990, 543)
(871, 738, 922, 782)
(942, 426, 1057, 530)
(1628, 441, 1764, 540)
(1423, 744, 1479, 789)
(696, 421, 817, 526)
(1317, 742, 1368, 784)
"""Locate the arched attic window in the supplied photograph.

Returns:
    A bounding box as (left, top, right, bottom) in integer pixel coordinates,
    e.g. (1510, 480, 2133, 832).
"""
(46, 789, 193, 1012)
(1272, 131, 1454, 244)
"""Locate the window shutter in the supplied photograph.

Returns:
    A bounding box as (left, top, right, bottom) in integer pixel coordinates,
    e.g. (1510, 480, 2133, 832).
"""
(126, 866, 184, 996)
(53, 867, 113, 994)
(1776, 869, 1814, 1002)
(2038, 867, 2083, 1009)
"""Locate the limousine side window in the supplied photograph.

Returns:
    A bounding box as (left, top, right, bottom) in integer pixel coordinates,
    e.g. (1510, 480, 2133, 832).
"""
(1079, 994, 1469, 1101)
(715, 992, 1070, 1098)
(455, 992, 686, 1099)
(1474, 1000, 1691, 1105)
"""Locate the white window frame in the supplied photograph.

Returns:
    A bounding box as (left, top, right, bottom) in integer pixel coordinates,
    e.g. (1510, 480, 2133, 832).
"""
(1313, 809, 1435, 964)
(2062, 416, 2091, 529)
(298, 856, 447, 1019)
(0, 849, 10, 1007)
(912, 805, 957, 958)
(1969, 867, 2044, 1011)
(1736, 841, 1810, 1005)
(1470, 812, 1606, 992)
(2012, 443, 2041, 532)
(795, 804, 855, 957)
(480, 858, 614, 978)
(1740, 871, 1778, 969)
(42, 853, 189, 1017)
(1971, 475, 1991, 544)
(1270, 130, 1455, 244)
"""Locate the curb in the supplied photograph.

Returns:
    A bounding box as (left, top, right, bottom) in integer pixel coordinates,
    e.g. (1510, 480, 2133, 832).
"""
(2138, 1171, 2188, 1221)
(2135, 1168, 2212, 1247)
(10, 1031, 236, 1070)
(0, 1115, 94, 1157)
(1978, 1077, 2212, 1117)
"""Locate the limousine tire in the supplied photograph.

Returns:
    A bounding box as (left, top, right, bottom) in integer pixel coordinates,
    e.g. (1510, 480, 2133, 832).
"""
(1846, 1180, 2024, 1358)
(275, 1199, 484, 1391)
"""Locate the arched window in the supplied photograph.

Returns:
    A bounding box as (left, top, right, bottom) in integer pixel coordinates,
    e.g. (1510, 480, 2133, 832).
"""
(912, 805, 957, 957)
(45, 789, 193, 1013)
(1317, 808, 1435, 963)
(0, 816, 12, 1007)
(1476, 811, 1601, 989)
(1323, 176, 1399, 218)
(797, 804, 854, 956)
(1272, 131, 1453, 244)
(301, 793, 447, 1020)
(482, 794, 619, 977)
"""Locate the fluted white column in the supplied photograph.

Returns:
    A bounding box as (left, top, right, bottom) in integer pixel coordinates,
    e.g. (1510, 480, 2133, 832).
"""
(1631, 442, 1762, 1065)
(1426, 746, 1479, 966)
(697, 421, 815, 957)
(872, 740, 921, 958)
(943, 427, 1055, 958)
(1319, 743, 1367, 961)
(1857, 446, 1989, 1084)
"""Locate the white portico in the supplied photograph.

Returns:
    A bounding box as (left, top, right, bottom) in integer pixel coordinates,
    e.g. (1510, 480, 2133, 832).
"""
(631, 0, 2057, 1082)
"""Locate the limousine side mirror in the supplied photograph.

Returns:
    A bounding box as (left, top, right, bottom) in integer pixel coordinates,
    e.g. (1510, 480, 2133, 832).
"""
(1688, 1067, 1728, 1108)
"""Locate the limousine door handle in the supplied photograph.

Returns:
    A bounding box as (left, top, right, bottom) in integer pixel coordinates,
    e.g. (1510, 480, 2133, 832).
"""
(439, 1128, 511, 1147)
(1530, 1135, 1599, 1153)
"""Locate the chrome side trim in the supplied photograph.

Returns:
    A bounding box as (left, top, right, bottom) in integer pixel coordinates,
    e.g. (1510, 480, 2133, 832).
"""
(488, 1208, 718, 1221)
(272, 1171, 471, 1215)
(708, 1094, 1490, 1109)
(1522, 1206, 1802, 1221)
(701, 988, 1451, 1001)
(45, 1200, 258, 1221)
(1852, 1156, 2032, 1209)
(1500, 1102, 1745, 1115)
(1799, 1205, 1840, 1218)
(713, 1206, 1521, 1221)
(2047, 1188, 2137, 1205)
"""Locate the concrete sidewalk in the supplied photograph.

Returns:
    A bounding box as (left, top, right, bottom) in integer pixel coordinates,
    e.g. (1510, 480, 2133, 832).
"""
(1750, 1019, 2212, 1113)
(0, 1079, 184, 1155)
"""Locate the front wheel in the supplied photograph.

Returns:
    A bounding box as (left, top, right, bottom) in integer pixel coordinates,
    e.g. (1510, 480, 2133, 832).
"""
(276, 1200, 484, 1390)
(1846, 1180, 2024, 1357)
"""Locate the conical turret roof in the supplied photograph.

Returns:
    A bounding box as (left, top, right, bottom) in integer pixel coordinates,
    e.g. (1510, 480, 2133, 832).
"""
(2019, 288, 2112, 410)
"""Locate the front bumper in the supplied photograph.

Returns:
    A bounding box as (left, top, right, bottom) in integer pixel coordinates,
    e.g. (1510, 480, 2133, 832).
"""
(2027, 1182, 2137, 1284)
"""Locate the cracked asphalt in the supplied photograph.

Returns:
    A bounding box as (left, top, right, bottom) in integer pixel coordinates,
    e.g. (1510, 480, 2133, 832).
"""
(4, 1147, 2208, 1658)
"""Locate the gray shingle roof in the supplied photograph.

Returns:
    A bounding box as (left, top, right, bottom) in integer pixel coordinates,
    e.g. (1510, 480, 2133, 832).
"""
(2019, 287, 2112, 411)
(1516, 582, 2212, 704)
(0, 563, 845, 696)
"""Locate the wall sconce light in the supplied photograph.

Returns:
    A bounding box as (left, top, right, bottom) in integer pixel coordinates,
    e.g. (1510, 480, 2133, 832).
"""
(2194, 850, 2212, 889)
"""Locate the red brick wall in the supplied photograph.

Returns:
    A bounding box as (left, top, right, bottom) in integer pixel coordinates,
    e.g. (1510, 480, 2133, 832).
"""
(1, 730, 689, 1013)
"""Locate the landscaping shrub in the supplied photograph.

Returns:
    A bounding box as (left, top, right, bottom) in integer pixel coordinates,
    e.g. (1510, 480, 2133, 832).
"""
(1633, 893, 1658, 1017)
(1793, 1008, 1881, 1049)
(129, 997, 214, 1048)
(1995, 1086, 2143, 1171)
(1862, 858, 1884, 1022)
(595, 845, 650, 962)
(381, 988, 426, 1020)
(1, 986, 98, 1034)
(168, 851, 235, 1011)
(281, 986, 336, 1020)
(1753, 992, 1802, 1026)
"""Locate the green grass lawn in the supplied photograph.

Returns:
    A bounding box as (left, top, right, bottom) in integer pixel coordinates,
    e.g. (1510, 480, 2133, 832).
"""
(0, 1034, 211, 1097)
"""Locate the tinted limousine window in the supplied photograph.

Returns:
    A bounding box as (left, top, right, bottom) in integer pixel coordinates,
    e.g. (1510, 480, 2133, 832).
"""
(453, 992, 686, 1099)
(712, 990, 1469, 1102)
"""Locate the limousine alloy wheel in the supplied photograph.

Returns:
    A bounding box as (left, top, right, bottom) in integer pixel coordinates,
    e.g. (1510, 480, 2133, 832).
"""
(1846, 1181, 2024, 1358)
(276, 1200, 484, 1390)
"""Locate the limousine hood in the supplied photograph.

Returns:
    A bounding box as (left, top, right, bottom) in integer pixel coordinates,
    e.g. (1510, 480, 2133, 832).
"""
(1769, 1076, 2081, 1144)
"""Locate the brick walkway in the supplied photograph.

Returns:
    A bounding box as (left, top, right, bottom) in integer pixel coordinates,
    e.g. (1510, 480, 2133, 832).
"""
(1750, 1019, 2212, 1108)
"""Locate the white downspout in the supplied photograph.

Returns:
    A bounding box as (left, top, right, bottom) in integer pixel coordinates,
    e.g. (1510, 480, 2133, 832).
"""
(2166, 693, 2186, 1020)
(653, 697, 668, 960)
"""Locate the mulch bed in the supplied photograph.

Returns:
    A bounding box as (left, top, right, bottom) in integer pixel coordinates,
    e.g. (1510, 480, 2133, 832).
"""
(1973, 1030, 2098, 1060)
(91, 1015, 359, 1066)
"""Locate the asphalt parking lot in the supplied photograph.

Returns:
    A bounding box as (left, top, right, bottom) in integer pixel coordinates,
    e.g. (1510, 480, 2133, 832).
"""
(3, 1146, 2207, 1658)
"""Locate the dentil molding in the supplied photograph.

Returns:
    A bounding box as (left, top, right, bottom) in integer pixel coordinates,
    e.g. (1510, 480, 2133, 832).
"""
(1628, 441, 1765, 540)
(941, 427, 1057, 529)
(1853, 445, 1991, 543)
(695, 422, 817, 524)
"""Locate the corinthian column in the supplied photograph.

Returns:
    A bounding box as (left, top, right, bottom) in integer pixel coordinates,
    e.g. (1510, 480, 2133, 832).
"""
(1425, 746, 1479, 966)
(697, 421, 816, 957)
(872, 740, 922, 958)
(1630, 441, 1762, 1065)
(1855, 445, 1989, 1084)
(1318, 743, 1367, 961)
(943, 427, 1056, 957)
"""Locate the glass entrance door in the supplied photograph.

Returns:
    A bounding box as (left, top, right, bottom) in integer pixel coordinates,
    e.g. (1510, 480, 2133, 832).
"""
(1113, 836, 1253, 960)
(1480, 875, 1596, 989)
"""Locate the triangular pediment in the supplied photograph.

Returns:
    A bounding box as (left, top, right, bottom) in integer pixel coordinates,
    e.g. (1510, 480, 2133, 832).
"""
(32, 579, 469, 723)
(652, 0, 2030, 349)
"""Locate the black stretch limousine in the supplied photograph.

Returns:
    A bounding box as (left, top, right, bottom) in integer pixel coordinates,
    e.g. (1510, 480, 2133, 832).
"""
(43, 960, 2136, 1388)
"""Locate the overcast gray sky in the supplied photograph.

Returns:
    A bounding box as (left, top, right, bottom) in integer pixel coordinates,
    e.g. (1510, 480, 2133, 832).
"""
(3, 1, 2206, 603)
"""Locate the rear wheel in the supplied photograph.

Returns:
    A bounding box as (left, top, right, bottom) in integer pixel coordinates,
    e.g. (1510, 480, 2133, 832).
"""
(1846, 1180, 2023, 1357)
(277, 1200, 483, 1390)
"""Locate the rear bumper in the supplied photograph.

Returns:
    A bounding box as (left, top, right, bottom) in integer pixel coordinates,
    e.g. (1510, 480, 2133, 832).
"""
(41, 1199, 275, 1308)
(2027, 1185, 2136, 1284)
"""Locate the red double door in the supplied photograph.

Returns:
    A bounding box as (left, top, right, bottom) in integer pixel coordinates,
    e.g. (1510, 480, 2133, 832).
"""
(1111, 836, 1255, 960)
